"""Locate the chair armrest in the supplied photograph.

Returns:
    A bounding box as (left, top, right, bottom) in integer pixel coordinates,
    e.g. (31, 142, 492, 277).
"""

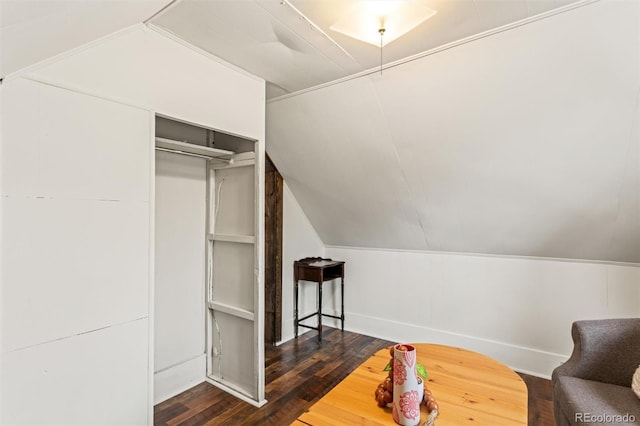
(552, 318, 640, 387)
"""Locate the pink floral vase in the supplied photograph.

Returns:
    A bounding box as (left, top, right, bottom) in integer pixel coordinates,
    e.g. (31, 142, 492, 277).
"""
(392, 344, 423, 426)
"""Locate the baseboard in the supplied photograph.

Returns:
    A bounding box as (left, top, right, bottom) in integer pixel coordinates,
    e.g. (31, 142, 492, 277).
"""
(344, 312, 566, 379)
(153, 354, 206, 404)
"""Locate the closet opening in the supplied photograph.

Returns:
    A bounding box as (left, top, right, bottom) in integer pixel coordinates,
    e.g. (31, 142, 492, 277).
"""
(153, 115, 265, 407)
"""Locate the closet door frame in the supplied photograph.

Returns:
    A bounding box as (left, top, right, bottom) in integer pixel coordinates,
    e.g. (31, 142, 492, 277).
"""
(150, 112, 265, 408)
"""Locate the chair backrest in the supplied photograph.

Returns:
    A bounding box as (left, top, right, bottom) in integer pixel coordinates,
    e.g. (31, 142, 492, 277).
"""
(571, 318, 640, 387)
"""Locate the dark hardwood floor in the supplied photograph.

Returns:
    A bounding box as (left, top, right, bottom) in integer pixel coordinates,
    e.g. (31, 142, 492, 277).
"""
(518, 371, 555, 426)
(154, 328, 554, 426)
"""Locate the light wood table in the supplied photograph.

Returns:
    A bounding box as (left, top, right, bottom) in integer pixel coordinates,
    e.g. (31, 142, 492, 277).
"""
(294, 344, 527, 425)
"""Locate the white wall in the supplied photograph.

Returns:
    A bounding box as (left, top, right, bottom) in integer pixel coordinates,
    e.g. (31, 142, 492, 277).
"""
(267, 0, 640, 263)
(25, 25, 265, 142)
(277, 183, 640, 376)
(268, 0, 640, 377)
(154, 152, 207, 404)
(279, 182, 326, 342)
(1, 23, 266, 423)
(326, 246, 640, 378)
(1, 78, 152, 424)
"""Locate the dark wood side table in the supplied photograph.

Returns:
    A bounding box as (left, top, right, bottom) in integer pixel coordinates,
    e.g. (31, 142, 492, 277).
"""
(294, 257, 345, 342)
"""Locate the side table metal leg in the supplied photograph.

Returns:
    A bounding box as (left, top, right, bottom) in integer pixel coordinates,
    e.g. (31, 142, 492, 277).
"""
(341, 276, 345, 332)
(318, 281, 323, 342)
(294, 279, 299, 339)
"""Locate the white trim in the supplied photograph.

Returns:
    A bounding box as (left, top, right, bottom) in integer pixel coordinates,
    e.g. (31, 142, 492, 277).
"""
(268, 0, 601, 103)
(325, 244, 640, 268)
(204, 377, 267, 408)
(344, 312, 566, 379)
(210, 159, 256, 170)
(210, 152, 257, 170)
(155, 137, 234, 158)
(153, 354, 206, 405)
(208, 302, 255, 322)
(205, 139, 264, 403)
(253, 136, 266, 403)
(211, 234, 255, 244)
(21, 75, 154, 113)
(147, 111, 156, 426)
(273, 0, 354, 60)
(205, 159, 215, 381)
(144, 0, 181, 24)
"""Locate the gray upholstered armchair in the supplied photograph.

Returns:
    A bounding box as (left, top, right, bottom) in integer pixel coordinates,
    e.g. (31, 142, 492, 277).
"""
(552, 318, 640, 426)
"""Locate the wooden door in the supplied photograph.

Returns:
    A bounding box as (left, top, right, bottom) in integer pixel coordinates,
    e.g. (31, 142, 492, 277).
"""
(265, 155, 283, 344)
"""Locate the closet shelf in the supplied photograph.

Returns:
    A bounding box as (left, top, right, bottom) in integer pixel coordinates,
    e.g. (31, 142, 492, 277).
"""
(155, 137, 234, 159)
(208, 301, 254, 321)
(209, 234, 255, 244)
(211, 152, 255, 169)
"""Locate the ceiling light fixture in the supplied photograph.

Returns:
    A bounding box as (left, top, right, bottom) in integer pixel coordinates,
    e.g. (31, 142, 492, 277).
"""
(330, 0, 437, 48)
(378, 27, 385, 75)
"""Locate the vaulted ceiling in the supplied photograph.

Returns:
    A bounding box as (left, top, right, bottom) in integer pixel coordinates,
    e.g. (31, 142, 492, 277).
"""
(3, 0, 585, 95)
(1, 0, 638, 263)
(151, 0, 585, 99)
(0, 0, 170, 77)
(265, 0, 640, 263)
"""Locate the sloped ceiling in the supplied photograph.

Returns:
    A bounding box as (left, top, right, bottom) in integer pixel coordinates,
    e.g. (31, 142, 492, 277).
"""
(2, 0, 637, 263)
(0, 0, 171, 77)
(151, 0, 585, 99)
(266, 0, 640, 263)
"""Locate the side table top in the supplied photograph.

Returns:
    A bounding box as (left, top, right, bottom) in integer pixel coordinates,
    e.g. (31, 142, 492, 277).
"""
(294, 343, 527, 425)
(294, 257, 345, 269)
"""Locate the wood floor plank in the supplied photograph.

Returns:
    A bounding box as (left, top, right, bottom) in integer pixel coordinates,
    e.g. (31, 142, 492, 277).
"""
(518, 372, 554, 426)
(154, 328, 554, 426)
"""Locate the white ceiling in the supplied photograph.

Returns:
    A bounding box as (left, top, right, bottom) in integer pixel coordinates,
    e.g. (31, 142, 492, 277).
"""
(0, 0, 172, 77)
(266, 0, 640, 263)
(1, 0, 584, 93)
(1, 0, 638, 263)
(150, 0, 584, 98)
